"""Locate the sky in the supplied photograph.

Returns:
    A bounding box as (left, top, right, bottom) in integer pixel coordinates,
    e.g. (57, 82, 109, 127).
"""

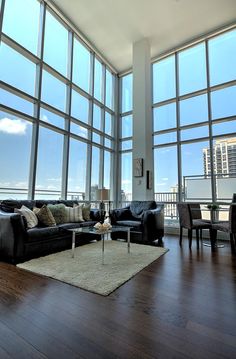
(0, 0, 236, 200)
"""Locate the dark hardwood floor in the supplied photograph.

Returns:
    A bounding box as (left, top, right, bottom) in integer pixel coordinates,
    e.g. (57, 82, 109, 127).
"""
(0, 235, 236, 359)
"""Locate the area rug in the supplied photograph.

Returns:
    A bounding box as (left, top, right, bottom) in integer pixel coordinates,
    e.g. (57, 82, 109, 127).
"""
(17, 241, 169, 296)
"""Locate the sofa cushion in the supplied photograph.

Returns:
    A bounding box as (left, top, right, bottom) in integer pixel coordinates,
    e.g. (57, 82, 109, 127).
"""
(82, 203, 91, 221)
(116, 220, 142, 230)
(130, 201, 156, 219)
(58, 223, 82, 231)
(67, 204, 84, 222)
(33, 205, 56, 227)
(27, 226, 60, 242)
(47, 204, 67, 224)
(79, 220, 97, 227)
(14, 205, 38, 229)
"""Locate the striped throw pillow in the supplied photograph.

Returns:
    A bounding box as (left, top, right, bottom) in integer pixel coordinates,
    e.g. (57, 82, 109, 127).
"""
(15, 205, 38, 229)
(65, 204, 84, 223)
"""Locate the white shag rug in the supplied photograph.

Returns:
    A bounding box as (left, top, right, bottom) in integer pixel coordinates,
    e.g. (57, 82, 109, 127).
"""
(17, 241, 168, 296)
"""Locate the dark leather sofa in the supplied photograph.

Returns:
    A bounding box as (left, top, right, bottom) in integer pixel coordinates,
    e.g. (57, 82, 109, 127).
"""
(110, 201, 164, 245)
(0, 199, 101, 263)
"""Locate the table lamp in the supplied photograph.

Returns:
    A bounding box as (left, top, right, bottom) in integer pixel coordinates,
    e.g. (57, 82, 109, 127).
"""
(96, 188, 110, 223)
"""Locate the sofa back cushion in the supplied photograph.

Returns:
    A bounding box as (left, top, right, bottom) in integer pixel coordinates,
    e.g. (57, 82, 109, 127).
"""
(47, 204, 67, 224)
(66, 204, 84, 222)
(33, 205, 56, 227)
(14, 205, 38, 228)
(130, 201, 156, 219)
(0, 200, 36, 212)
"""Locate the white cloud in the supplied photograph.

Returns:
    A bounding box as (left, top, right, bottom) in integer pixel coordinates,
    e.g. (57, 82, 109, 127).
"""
(122, 179, 132, 185)
(47, 178, 61, 182)
(0, 117, 27, 135)
(161, 177, 169, 181)
(156, 183, 166, 186)
(42, 115, 49, 122)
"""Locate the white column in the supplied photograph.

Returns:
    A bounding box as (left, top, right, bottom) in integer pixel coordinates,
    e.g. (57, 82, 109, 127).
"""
(132, 38, 154, 200)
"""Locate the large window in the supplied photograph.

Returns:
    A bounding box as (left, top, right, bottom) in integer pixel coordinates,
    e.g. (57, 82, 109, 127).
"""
(35, 127, 64, 198)
(44, 10, 69, 77)
(0, 0, 116, 201)
(120, 73, 133, 202)
(153, 28, 236, 225)
(2, 0, 40, 55)
(0, 111, 32, 199)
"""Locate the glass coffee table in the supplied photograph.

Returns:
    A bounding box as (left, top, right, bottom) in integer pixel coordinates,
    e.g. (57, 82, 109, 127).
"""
(67, 225, 131, 260)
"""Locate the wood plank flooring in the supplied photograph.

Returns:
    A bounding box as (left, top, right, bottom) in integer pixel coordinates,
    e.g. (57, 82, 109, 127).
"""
(0, 235, 236, 359)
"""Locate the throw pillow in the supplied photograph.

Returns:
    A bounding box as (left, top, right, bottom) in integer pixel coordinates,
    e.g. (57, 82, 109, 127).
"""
(66, 204, 84, 223)
(81, 203, 91, 221)
(33, 205, 56, 227)
(47, 204, 67, 224)
(14, 205, 38, 229)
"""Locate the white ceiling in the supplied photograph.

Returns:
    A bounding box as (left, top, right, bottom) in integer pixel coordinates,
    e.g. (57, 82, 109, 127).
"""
(52, 0, 236, 73)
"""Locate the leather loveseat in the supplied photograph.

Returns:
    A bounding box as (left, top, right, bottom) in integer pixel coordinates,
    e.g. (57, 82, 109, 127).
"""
(110, 201, 164, 245)
(0, 199, 101, 263)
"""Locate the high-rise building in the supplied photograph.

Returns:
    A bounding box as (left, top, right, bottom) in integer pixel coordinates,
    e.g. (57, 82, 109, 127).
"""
(203, 138, 236, 176)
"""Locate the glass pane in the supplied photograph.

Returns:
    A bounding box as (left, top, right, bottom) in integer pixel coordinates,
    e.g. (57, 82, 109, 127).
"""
(36, 127, 63, 196)
(105, 69, 114, 109)
(105, 112, 112, 136)
(182, 141, 212, 200)
(73, 38, 91, 93)
(0, 88, 34, 116)
(178, 43, 207, 95)
(154, 131, 177, 145)
(154, 146, 178, 198)
(180, 94, 208, 126)
(0, 111, 32, 198)
(0, 42, 36, 95)
(121, 115, 132, 138)
(41, 70, 66, 112)
(212, 120, 236, 136)
(181, 126, 209, 141)
(121, 152, 132, 201)
(121, 140, 132, 151)
(71, 90, 89, 123)
(104, 150, 111, 190)
(153, 103, 176, 132)
(91, 146, 100, 200)
(104, 138, 112, 148)
(40, 107, 64, 129)
(94, 58, 103, 102)
(211, 86, 236, 120)
(93, 104, 102, 130)
(212, 137, 236, 176)
(68, 138, 87, 195)
(92, 132, 101, 144)
(44, 10, 69, 76)
(209, 30, 236, 86)
(153, 56, 176, 103)
(70, 122, 88, 138)
(2, 0, 40, 54)
(121, 74, 133, 113)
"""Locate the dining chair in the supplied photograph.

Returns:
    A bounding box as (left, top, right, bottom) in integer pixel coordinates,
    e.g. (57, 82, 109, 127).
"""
(177, 203, 213, 249)
(211, 204, 236, 253)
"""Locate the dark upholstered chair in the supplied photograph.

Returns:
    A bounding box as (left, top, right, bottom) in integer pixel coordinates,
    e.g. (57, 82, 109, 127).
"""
(110, 201, 164, 245)
(211, 204, 236, 253)
(232, 193, 236, 203)
(177, 203, 212, 249)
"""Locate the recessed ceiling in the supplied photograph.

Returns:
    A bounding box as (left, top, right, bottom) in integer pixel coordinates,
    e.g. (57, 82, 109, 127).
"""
(51, 0, 236, 73)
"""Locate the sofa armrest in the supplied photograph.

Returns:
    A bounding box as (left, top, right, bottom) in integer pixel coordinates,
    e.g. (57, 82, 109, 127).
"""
(142, 205, 164, 241)
(110, 208, 131, 224)
(0, 210, 27, 262)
